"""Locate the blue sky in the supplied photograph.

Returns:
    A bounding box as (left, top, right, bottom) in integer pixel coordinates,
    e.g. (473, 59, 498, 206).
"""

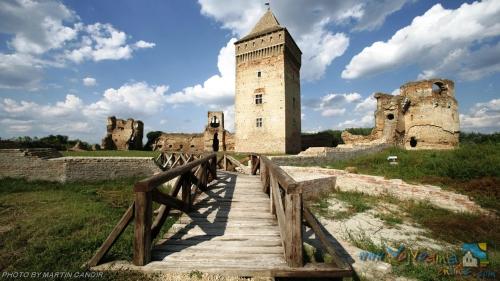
(0, 0, 499, 144)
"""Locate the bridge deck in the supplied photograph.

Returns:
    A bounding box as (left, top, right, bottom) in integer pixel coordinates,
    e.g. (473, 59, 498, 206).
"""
(139, 171, 351, 277)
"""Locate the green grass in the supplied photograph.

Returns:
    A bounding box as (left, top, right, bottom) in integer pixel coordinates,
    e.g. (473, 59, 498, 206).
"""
(375, 213, 403, 226)
(0, 178, 176, 277)
(62, 150, 161, 157)
(324, 143, 500, 212)
(310, 191, 378, 220)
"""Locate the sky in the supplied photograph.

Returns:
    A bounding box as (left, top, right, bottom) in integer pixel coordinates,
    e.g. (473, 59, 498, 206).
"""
(0, 0, 499, 144)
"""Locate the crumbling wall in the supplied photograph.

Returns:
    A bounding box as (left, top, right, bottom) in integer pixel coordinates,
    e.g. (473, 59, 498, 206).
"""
(101, 116, 143, 150)
(342, 79, 459, 150)
(152, 133, 205, 153)
(401, 79, 459, 149)
(153, 111, 234, 153)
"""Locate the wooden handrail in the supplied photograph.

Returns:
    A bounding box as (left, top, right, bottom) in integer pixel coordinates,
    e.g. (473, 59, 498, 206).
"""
(251, 153, 350, 271)
(133, 152, 217, 265)
(251, 153, 298, 193)
(250, 154, 303, 267)
(135, 153, 216, 192)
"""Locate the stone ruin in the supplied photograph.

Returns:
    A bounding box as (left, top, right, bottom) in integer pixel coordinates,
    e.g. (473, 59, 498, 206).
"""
(342, 79, 460, 150)
(152, 111, 235, 153)
(101, 116, 144, 150)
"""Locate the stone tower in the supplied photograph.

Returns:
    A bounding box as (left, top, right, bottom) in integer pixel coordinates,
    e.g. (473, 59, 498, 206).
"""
(234, 9, 302, 154)
(204, 111, 225, 152)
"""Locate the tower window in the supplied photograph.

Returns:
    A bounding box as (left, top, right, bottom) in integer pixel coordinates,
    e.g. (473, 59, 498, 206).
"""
(292, 97, 296, 108)
(255, 94, 262, 104)
(257, 71, 261, 77)
(256, 118, 263, 127)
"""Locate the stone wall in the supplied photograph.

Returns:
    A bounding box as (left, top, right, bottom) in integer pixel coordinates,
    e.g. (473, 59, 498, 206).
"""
(342, 79, 459, 150)
(281, 166, 484, 213)
(0, 149, 65, 182)
(0, 149, 160, 183)
(102, 116, 144, 150)
(270, 144, 390, 166)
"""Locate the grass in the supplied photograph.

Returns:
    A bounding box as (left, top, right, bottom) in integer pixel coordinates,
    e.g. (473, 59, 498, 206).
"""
(62, 150, 161, 157)
(310, 191, 379, 220)
(324, 143, 500, 212)
(0, 177, 176, 278)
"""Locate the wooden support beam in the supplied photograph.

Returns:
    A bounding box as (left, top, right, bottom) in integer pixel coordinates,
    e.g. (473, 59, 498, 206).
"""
(303, 207, 350, 269)
(85, 202, 134, 268)
(152, 189, 186, 212)
(285, 192, 303, 267)
(133, 191, 152, 266)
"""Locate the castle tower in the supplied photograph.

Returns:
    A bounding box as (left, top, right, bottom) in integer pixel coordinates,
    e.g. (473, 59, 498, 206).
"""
(234, 9, 302, 153)
(204, 111, 226, 152)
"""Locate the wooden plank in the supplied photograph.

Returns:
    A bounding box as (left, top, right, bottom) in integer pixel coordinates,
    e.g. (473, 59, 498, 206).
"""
(85, 202, 134, 267)
(303, 207, 350, 270)
(285, 192, 303, 267)
(133, 191, 153, 266)
(157, 239, 282, 247)
(154, 245, 284, 254)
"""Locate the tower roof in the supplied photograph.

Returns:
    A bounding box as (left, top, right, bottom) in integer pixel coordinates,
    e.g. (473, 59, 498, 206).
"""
(237, 9, 284, 42)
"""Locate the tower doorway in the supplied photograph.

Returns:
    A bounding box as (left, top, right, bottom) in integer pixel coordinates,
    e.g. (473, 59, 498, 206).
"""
(212, 132, 219, 152)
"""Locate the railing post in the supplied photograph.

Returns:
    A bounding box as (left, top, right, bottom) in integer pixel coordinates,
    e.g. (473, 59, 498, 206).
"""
(133, 191, 152, 266)
(285, 192, 303, 267)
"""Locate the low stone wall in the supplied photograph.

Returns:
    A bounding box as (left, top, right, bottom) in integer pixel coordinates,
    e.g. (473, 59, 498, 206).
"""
(53, 157, 161, 182)
(0, 149, 161, 183)
(281, 166, 484, 214)
(270, 144, 390, 166)
(0, 149, 65, 182)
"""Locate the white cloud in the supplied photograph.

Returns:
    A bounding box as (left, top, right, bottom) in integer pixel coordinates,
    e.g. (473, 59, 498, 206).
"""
(166, 38, 236, 107)
(418, 42, 500, 81)
(322, 108, 346, 117)
(198, 0, 408, 81)
(134, 40, 156, 49)
(337, 113, 374, 129)
(0, 0, 155, 89)
(342, 0, 500, 79)
(0, 53, 44, 90)
(82, 77, 96, 87)
(460, 98, 500, 132)
(85, 82, 169, 118)
(0, 82, 169, 141)
(355, 94, 376, 112)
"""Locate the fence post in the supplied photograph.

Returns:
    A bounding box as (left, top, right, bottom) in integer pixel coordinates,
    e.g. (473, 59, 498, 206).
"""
(285, 192, 303, 267)
(133, 191, 152, 266)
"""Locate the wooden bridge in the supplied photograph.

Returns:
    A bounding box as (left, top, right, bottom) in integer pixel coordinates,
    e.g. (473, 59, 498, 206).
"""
(87, 153, 353, 278)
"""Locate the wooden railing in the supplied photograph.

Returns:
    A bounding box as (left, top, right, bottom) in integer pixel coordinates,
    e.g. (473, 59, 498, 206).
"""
(154, 152, 200, 171)
(250, 154, 350, 270)
(85, 153, 217, 268)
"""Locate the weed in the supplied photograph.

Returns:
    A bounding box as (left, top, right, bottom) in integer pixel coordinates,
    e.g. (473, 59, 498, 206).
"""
(189, 270, 203, 279)
(375, 213, 403, 226)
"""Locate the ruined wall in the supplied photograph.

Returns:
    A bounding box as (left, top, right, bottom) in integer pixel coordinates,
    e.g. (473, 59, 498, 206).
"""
(101, 116, 143, 150)
(152, 111, 234, 153)
(342, 79, 459, 150)
(153, 133, 205, 153)
(400, 79, 459, 149)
